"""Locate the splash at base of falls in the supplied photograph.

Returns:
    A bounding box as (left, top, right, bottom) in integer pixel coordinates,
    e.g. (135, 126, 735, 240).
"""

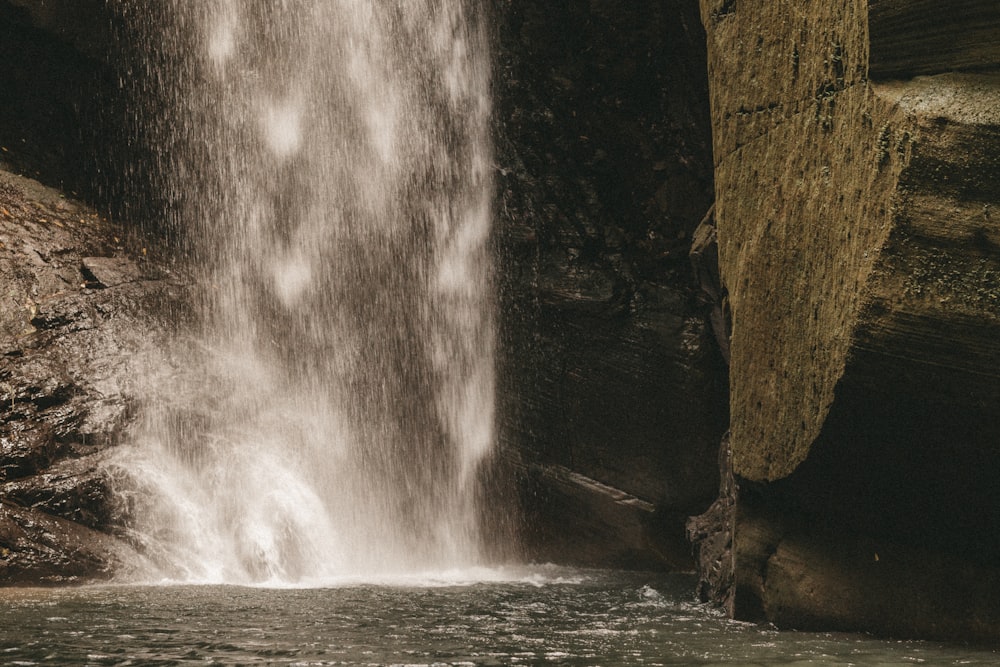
(111, 1, 498, 584)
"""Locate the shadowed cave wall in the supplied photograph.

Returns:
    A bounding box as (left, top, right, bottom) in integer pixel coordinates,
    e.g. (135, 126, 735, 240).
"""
(491, 0, 726, 569)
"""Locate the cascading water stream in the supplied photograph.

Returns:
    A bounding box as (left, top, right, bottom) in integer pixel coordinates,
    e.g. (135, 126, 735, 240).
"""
(113, 0, 495, 583)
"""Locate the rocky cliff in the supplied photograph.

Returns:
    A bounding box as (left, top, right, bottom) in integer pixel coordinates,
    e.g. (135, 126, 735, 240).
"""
(492, 0, 727, 569)
(693, 0, 1000, 640)
(0, 166, 186, 583)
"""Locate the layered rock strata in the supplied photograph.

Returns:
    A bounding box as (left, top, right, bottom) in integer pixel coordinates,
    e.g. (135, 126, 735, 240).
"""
(493, 0, 727, 568)
(695, 0, 1000, 640)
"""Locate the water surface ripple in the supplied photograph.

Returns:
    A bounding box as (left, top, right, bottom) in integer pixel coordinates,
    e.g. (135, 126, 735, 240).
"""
(0, 569, 994, 666)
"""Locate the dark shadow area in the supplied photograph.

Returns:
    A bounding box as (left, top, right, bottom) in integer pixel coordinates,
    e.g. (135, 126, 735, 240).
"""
(777, 358, 1000, 567)
(0, 2, 108, 194)
(869, 0, 1000, 79)
(0, 1, 192, 244)
(491, 0, 726, 568)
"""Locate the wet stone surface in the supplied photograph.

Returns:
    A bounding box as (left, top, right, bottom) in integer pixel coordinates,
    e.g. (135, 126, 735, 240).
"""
(492, 0, 727, 569)
(0, 167, 186, 583)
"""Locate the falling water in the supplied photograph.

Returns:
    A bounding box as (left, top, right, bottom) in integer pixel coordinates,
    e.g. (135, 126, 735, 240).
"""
(114, 1, 495, 583)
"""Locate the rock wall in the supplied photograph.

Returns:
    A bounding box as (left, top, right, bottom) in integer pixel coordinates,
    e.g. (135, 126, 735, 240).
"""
(695, 0, 1000, 640)
(493, 0, 727, 569)
(0, 167, 184, 583)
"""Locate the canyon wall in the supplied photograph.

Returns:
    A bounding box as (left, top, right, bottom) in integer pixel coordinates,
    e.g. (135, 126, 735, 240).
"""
(694, 0, 1000, 640)
(0, 167, 184, 583)
(492, 0, 727, 569)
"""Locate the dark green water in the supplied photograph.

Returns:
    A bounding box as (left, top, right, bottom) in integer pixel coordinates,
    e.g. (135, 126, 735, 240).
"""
(0, 568, 994, 666)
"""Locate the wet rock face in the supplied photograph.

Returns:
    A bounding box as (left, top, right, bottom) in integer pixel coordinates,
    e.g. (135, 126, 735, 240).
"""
(685, 432, 733, 612)
(0, 169, 183, 582)
(699, 0, 1000, 640)
(493, 0, 726, 567)
(0, 502, 129, 585)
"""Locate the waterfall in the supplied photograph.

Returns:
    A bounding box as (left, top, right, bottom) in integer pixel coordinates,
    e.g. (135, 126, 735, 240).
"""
(113, 1, 495, 583)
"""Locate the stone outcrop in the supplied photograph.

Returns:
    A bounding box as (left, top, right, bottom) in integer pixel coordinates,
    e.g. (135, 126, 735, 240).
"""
(0, 167, 182, 583)
(685, 431, 734, 612)
(695, 0, 1000, 640)
(493, 0, 728, 569)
